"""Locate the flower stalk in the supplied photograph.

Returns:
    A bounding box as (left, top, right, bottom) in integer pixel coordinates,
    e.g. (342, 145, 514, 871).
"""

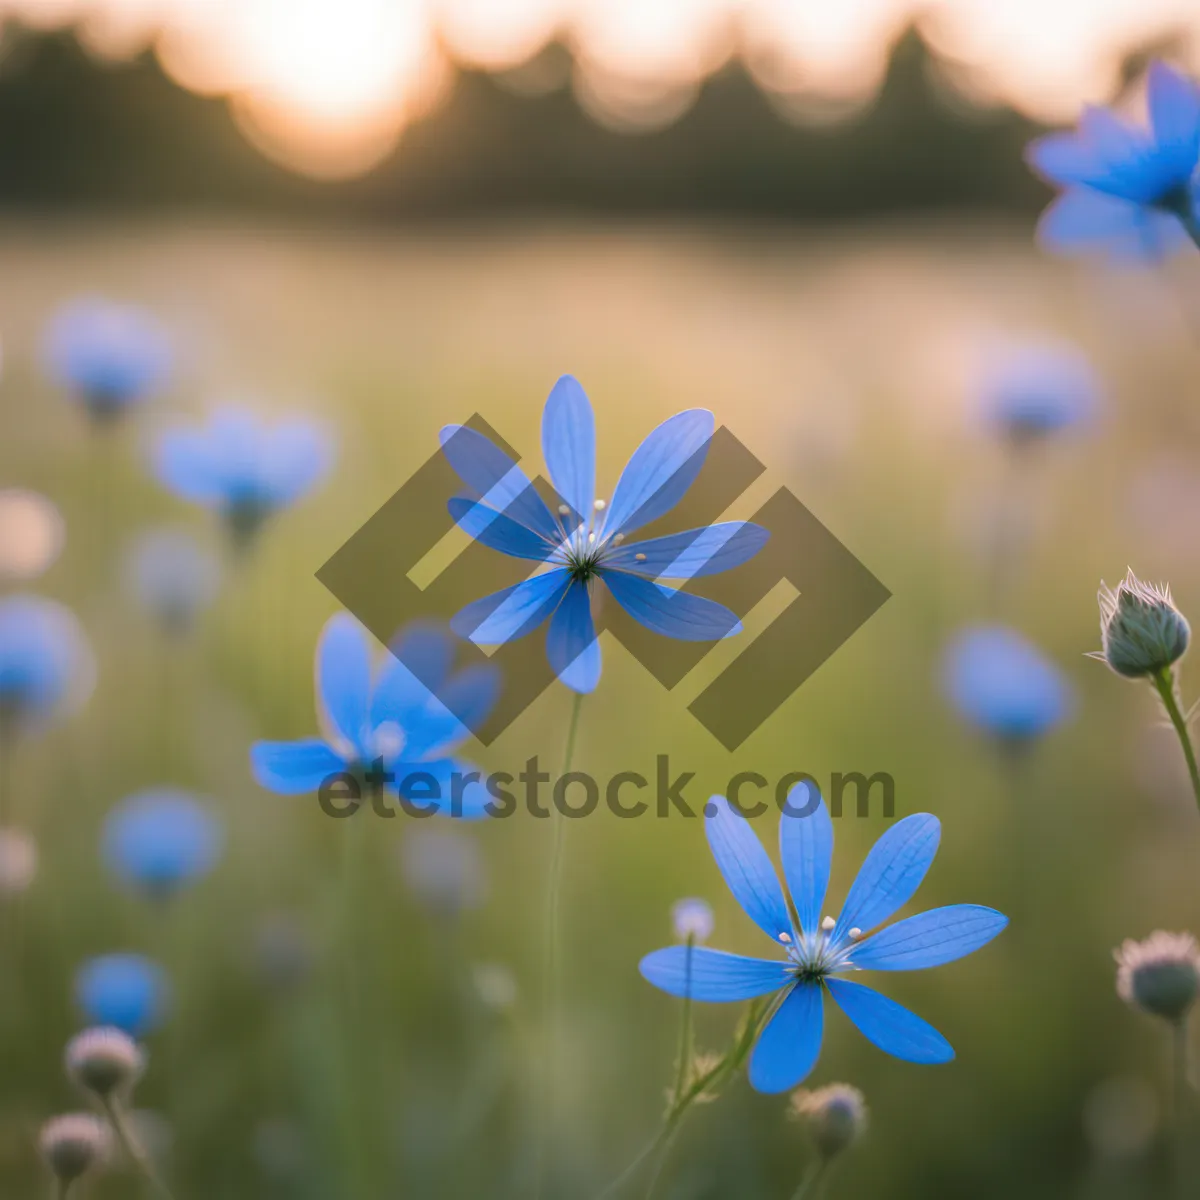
(1151, 667, 1200, 816)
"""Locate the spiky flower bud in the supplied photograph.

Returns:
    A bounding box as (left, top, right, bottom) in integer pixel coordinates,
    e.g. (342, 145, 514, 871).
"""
(1098, 570, 1190, 679)
(38, 1113, 110, 1184)
(1115, 931, 1200, 1023)
(790, 1084, 868, 1160)
(671, 898, 714, 943)
(65, 1027, 144, 1099)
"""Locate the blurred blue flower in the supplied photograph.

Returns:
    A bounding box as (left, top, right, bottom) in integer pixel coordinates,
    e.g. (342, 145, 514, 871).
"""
(75, 954, 169, 1036)
(153, 407, 333, 544)
(1027, 61, 1200, 260)
(124, 527, 222, 635)
(942, 626, 1073, 742)
(43, 298, 172, 420)
(103, 788, 222, 899)
(399, 828, 485, 917)
(640, 789, 1007, 1093)
(250, 615, 499, 818)
(443, 375, 768, 694)
(980, 340, 1101, 442)
(0, 595, 95, 736)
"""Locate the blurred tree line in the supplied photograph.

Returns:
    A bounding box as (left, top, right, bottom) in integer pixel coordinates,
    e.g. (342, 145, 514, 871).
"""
(0, 23, 1056, 219)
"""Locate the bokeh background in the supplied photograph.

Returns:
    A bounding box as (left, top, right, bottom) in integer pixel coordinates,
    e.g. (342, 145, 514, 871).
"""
(4, 2, 1200, 1198)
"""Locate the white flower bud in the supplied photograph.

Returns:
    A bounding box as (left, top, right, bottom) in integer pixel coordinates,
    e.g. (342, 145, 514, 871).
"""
(671, 898, 714, 943)
(790, 1084, 868, 1160)
(1115, 931, 1200, 1023)
(65, 1027, 145, 1099)
(1098, 570, 1190, 679)
(39, 1113, 110, 1183)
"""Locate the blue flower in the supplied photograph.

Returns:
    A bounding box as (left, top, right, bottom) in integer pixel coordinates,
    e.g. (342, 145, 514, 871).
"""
(639, 791, 1007, 1093)
(250, 615, 500, 818)
(443, 375, 769, 694)
(942, 625, 1073, 742)
(0, 595, 95, 735)
(153, 407, 333, 543)
(75, 954, 169, 1036)
(103, 788, 222, 899)
(1027, 61, 1200, 260)
(43, 298, 172, 420)
(124, 527, 222, 635)
(980, 340, 1100, 442)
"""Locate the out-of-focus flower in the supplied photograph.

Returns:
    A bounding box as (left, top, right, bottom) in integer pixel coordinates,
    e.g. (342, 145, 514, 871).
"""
(43, 298, 172, 421)
(671, 897, 714, 943)
(123, 528, 222, 636)
(153, 407, 333, 544)
(0, 490, 64, 581)
(444, 375, 766, 694)
(1027, 61, 1200, 261)
(942, 626, 1072, 743)
(251, 615, 499, 818)
(1096, 570, 1190, 679)
(65, 1026, 145, 1098)
(252, 913, 314, 992)
(979, 340, 1101, 443)
(399, 828, 484, 917)
(473, 963, 518, 1012)
(102, 789, 222, 899)
(790, 1083, 868, 1160)
(38, 1112, 111, 1186)
(0, 827, 37, 895)
(75, 955, 169, 1037)
(1115, 931, 1200, 1023)
(0, 595, 95, 736)
(639, 791, 1007, 1093)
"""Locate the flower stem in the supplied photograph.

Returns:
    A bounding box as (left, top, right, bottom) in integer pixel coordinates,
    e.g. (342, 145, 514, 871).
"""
(790, 1160, 828, 1200)
(1171, 1018, 1190, 1197)
(533, 689, 584, 1200)
(1151, 668, 1200, 816)
(670, 936, 696, 1107)
(102, 1096, 176, 1200)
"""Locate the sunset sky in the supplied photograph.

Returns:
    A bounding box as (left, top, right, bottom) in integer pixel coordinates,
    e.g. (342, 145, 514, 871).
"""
(4, 0, 1198, 176)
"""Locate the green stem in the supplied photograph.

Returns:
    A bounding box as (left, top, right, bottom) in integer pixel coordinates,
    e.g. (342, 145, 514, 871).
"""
(102, 1096, 177, 1200)
(54, 1180, 71, 1200)
(670, 936, 696, 1106)
(790, 1160, 828, 1200)
(533, 690, 584, 1200)
(1151, 668, 1200, 815)
(1171, 1018, 1189, 1197)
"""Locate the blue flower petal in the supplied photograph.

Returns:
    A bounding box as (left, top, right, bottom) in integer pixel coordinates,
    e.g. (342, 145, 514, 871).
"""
(451, 569, 571, 645)
(251, 738, 346, 794)
(639, 946, 793, 1001)
(154, 428, 224, 506)
(1147, 60, 1200, 180)
(1038, 188, 1185, 261)
(604, 522, 769, 580)
(1026, 131, 1105, 188)
(603, 409, 715, 538)
(778, 783, 833, 938)
(602, 571, 741, 641)
(76, 954, 169, 1036)
(831, 814, 940, 946)
(704, 795, 792, 943)
(389, 622, 454, 691)
(317, 614, 372, 751)
(748, 982, 823, 1093)
(397, 757, 493, 819)
(850, 905, 1008, 972)
(541, 375, 596, 523)
(405, 665, 500, 759)
(826, 978, 954, 1064)
(439, 424, 560, 541)
(546, 579, 601, 694)
(448, 497, 555, 561)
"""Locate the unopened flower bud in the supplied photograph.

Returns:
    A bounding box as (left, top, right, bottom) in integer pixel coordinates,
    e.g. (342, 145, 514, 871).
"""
(38, 1113, 110, 1183)
(1098, 570, 1190, 679)
(790, 1084, 867, 1160)
(1115, 931, 1200, 1023)
(65, 1027, 144, 1098)
(671, 898, 714, 943)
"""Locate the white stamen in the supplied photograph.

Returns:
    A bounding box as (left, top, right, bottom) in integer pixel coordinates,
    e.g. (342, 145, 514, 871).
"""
(588, 532, 596, 544)
(778, 931, 792, 945)
(821, 916, 836, 932)
(849, 927, 863, 940)
(557, 504, 571, 516)
(635, 552, 647, 561)
(613, 533, 625, 545)
(594, 498, 606, 511)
